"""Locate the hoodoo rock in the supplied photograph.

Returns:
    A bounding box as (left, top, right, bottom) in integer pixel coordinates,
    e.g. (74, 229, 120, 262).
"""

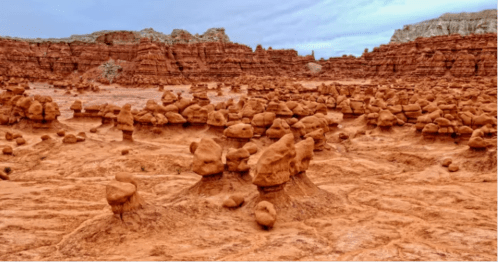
(225, 148, 250, 172)
(116, 104, 134, 141)
(106, 173, 144, 215)
(253, 134, 296, 187)
(192, 138, 224, 176)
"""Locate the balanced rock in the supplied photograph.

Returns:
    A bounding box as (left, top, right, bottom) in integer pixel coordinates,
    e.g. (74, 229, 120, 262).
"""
(106, 173, 144, 215)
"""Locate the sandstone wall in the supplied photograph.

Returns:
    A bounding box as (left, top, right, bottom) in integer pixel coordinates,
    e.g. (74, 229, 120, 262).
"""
(318, 33, 497, 78)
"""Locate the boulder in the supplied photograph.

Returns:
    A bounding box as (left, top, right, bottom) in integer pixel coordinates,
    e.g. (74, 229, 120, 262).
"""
(253, 134, 296, 187)
(192, 138, 224, 176)
(222, 194, 245, 208)
(265, 118, 292, 139)
(254, 201, 277, 228)
(224, 123, 254, 139)
(225, 148, 250, 172)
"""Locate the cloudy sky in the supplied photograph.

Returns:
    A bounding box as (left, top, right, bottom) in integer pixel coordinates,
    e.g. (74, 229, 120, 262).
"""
(0, 0, 495, 59)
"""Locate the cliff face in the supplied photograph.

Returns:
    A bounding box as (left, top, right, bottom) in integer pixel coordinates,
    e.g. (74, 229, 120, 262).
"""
(318, 33, 497, 78)
(0, 26, 496, 85)
(0, 29, 314, 85)
(390, 9, 497, 43)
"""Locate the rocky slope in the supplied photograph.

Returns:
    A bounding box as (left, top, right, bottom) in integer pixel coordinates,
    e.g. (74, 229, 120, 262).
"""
(390, 9, 497, 43)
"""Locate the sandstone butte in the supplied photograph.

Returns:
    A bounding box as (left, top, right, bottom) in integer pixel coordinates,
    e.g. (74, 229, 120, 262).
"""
(0, 27, 495, 86)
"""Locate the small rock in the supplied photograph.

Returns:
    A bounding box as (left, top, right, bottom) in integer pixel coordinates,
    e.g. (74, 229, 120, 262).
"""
(2, 146, 13, 155)
(63, 134, 77, 144)
(76, 136, 85, 142)
(338, 132, 349, 140)
(121, 149, 129, 155)
(189, 141, 199, 154)
(448, 164, 459, 172)
(5, 132, 13, 141)
(12, 133, 22, 139)
(222, 194, 245, 208)
(152, 127, 162, 134)
(77, 132, 86, 138)
(90, 128, 97, 133)
(16, 137, 26, 146)
(442, 158, 452, 167)
(255, 201, 277, 229)
(41, 134, 51, 141)
(57, 130, 66, 137)
(0, 170, 9, 180)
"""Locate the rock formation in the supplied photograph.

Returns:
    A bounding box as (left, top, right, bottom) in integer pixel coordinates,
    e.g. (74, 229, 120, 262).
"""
(106, 173, 145, 217)
(116, 104, 134, 141)
(390, 9, 497, 43)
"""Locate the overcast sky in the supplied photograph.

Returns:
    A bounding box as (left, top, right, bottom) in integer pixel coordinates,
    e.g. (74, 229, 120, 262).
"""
(0, 0, 495, 59)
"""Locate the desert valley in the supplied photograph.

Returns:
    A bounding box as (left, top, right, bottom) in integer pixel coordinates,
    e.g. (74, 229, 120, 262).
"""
(0, 8, 496, 261)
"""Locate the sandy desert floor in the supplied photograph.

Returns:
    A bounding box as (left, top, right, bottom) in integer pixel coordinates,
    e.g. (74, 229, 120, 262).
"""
(0, 82, 496, 261)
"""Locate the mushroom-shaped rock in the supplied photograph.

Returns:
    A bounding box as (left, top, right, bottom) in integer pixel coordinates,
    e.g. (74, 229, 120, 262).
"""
(468, 137, 487, 149)
(43, 102, 60, 121)
(182, 104, 208, 124)
(192, 138, 224, 176)
(304, 128, 326, 151)
(161, 90, 178, 105)
(207, 111, 227, 127)
(243, 142, 258, 155)
(27, 101, 43, 121)
(226, 148, 250, 172)
(255, 201, 277, 229)
(70, 100, 82, 112)
(165, 112, 187, 124)
(224, 123, 253, 139)
(117, 104, 134, 141)
(253, 134, 296, 187)
(292, 137, 315, 175)
(422, 123, 439, 137)
(222, 194, 245, 208)
(106, 175, 144, 215)
(117, 104, 134, 132)
(377, 110, 397, 127)
(266, 118, 292, 139)
(251, 112, 276, 127)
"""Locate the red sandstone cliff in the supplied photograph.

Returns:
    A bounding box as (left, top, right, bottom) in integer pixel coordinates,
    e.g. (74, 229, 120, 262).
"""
(0, 29, 315, 85)
(0, 28, 495, 85)
(319, 33, 497, 79)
